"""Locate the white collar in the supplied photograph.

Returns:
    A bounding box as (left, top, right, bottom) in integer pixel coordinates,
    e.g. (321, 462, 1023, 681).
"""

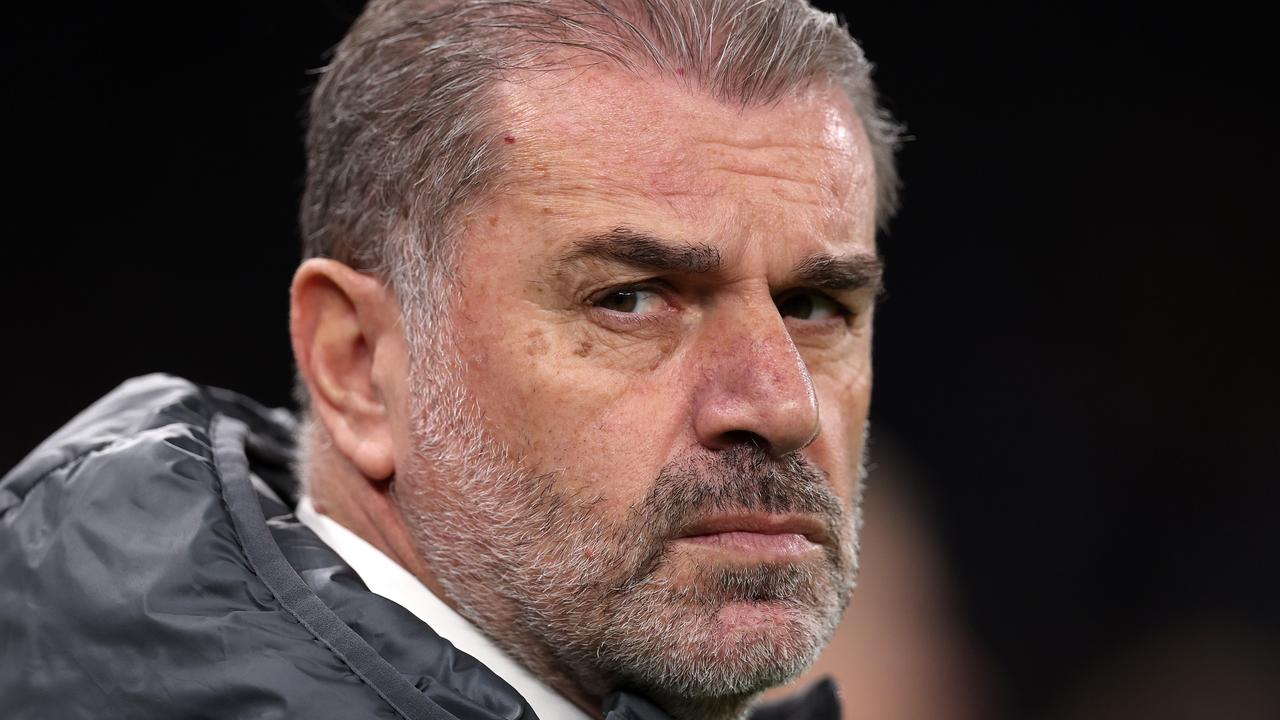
(295, 496, 592, 720)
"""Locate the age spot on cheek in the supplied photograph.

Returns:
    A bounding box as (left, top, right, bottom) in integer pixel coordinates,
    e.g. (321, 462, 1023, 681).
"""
(574, 340, 593, 357)
(527, 329, 549, 357)
(649, 337, 678, 371)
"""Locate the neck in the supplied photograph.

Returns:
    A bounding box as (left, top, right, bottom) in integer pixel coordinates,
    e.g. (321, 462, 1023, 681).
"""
(305, 444, 448, 602)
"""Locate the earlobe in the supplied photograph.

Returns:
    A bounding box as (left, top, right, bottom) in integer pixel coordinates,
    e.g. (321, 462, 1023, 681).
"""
(290, 258, 401, 482)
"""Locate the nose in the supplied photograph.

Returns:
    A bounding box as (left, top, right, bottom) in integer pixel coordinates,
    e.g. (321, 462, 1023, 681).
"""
(691, 304, 820, 458)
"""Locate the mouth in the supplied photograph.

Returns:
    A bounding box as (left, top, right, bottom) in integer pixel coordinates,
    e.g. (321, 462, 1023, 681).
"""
(671, 513, 828, 562)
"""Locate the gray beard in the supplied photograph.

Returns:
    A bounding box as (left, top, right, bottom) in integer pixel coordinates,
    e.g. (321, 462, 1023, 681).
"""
(396, 348, 863, 720)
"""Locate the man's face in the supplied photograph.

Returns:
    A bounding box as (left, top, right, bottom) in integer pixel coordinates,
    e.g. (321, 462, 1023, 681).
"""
(397, 69, 878, 715)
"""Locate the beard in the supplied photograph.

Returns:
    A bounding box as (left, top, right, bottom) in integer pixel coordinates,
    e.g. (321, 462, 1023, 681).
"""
(396, 334, 863, 720)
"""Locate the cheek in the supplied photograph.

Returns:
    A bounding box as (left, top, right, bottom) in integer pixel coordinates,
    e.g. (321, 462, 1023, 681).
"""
(453, 303, 683, 519)
(810, 360, 872, 503)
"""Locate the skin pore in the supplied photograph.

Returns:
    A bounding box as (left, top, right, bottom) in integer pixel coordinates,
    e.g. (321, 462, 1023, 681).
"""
(292, 67, 879, 720)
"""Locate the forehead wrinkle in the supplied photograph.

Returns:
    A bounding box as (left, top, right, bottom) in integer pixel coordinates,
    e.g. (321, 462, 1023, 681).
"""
(506, 152, 866, 248)
(695, 137, 847, 153)
(509, 175, 681, 221)
(704, 164, 829, 208)
(502, 126, 679, 199)
(503, 81, 853, 173)
(687, 133, 861, 209)
(707, 164, 823, 189)
(494, 71, 875, 245)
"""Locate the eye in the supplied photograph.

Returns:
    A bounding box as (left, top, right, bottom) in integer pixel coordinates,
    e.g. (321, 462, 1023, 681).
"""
(775, 289, 846, 321)
(594, 287, 666, 314)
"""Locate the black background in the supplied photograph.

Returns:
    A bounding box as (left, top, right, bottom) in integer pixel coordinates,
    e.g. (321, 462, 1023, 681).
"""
(4, 2, 1276, 717)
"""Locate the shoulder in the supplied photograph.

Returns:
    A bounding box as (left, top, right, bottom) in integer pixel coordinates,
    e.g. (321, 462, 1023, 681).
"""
(0, 376, 379, 717)
(0, 374, 540, 720)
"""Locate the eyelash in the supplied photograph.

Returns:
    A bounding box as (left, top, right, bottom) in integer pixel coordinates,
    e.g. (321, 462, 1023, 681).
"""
(588, 282, 855, 325)
(774, 288, 856, 323)
(586, 282, 676, 323)
(588, 281, 666, 302)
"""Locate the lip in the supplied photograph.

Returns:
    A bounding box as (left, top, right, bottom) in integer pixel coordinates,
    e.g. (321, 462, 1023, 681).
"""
(671, 513, 830, 560)
(677, 513, 830, 545)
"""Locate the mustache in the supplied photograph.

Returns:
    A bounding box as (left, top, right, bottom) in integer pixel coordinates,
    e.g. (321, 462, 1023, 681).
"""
(642, 444, 845, 538)
(614, 445, 849, 586)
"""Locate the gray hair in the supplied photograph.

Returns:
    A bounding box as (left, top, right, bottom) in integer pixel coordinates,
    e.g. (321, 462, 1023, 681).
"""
(300, 0, 901, 333)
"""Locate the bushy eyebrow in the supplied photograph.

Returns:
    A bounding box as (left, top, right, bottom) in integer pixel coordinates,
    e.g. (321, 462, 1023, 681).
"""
(793, 253, 884, 293)
(558, 227, 881, 293)
(559, 227, 722, 274)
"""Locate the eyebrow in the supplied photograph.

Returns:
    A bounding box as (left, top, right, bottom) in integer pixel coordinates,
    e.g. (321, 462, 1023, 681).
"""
(793, 253, 884, 293)
(558, 227, 882, 292)
(559, 227, 722, 274)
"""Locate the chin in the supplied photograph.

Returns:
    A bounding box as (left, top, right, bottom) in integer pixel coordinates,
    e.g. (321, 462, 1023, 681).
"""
(703, 600, 829, 683)
(714, 598, 816, 638)
(621, 601, 829, 720)
(604, 589, 834, 698)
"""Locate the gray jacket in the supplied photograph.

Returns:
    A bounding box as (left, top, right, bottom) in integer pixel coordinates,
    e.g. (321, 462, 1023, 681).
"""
(0, 375, 838, 719)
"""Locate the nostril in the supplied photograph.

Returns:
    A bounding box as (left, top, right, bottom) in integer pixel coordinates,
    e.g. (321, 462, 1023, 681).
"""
(720, 430, 768, 451)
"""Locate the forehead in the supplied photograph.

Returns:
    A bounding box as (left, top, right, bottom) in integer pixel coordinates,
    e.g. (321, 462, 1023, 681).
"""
(492, 68, 877, 256)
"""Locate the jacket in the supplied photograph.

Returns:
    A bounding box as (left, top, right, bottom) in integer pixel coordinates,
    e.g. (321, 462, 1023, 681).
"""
(0, 375, 840, 719)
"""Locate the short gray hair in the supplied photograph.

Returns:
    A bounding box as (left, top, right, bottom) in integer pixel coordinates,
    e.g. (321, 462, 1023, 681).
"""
(301, 0, 901, 324)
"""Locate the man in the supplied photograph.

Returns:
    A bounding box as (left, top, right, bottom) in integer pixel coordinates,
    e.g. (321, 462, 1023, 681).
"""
(0, 0, 900, 718)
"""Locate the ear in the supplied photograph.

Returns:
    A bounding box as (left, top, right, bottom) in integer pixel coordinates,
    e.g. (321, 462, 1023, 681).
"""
(290, 258, 405, 482)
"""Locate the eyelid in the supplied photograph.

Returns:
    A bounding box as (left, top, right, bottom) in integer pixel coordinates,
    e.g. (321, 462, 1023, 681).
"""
(775, 287, 855, 317)
(583, 281, 685, 334)
(585, 279, 674, 307)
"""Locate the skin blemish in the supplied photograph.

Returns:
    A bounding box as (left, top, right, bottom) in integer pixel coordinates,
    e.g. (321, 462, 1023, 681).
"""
(675, 68, 685, 77)
(649, 337, 678, 371)
(574, 340, 593, 357)
(488, 214, 499, 226)
(504, 135, 516, 144)
(526, 329, 549, 357)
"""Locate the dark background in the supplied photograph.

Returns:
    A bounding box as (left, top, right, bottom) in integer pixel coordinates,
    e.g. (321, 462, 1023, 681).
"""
(4, 2, 1276, 717)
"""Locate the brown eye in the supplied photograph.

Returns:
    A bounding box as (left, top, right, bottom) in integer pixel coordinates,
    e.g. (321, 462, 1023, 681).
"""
(776, 290, 844, 321)
(595, 288, 664, 314)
